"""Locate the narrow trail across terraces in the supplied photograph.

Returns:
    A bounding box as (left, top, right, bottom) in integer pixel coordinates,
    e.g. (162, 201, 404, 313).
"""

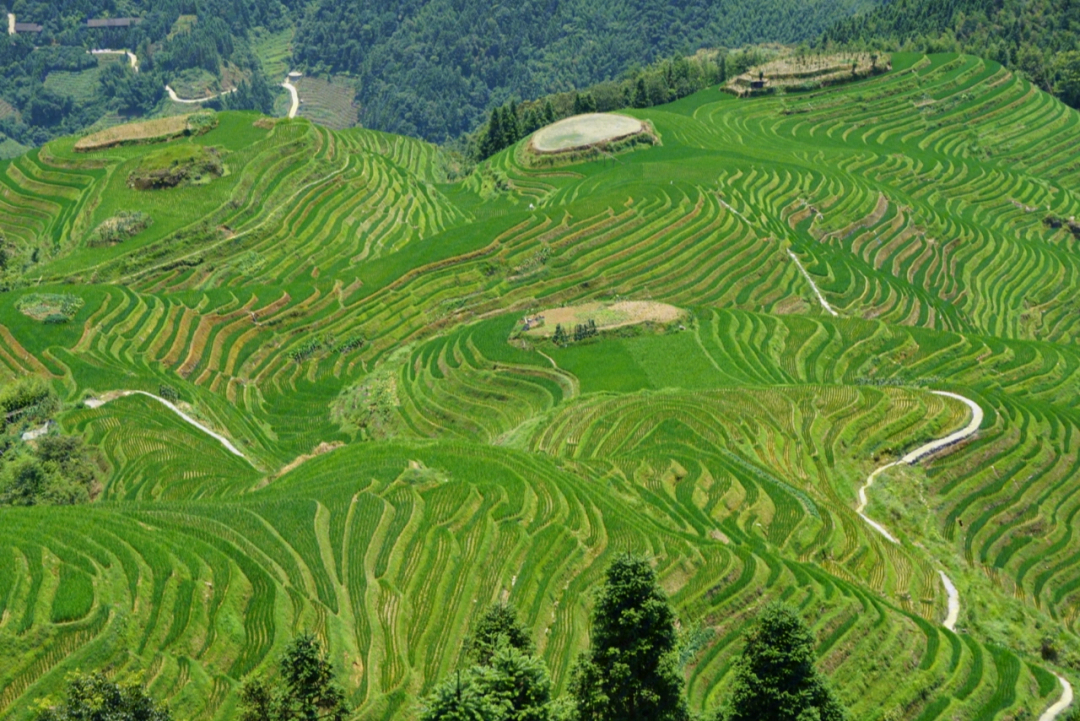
(788, 250, 839, 317)
(165, 85, 236, 104)
(855, 392, 1072, 717)
(90, 49, 138, 71)
(85, 390, 250, 462)
(282, 79, 300, 118)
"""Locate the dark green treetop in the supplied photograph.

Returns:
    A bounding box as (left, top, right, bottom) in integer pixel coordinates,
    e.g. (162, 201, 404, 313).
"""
(36, 673, 171, 721)
(570, 554, 689, 721)
(240, 633, 350, 721)
(719, 603, 847, 721)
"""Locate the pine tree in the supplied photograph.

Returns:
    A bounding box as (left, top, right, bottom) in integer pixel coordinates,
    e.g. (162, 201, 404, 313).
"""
(718, 603, 847, 721)
(632, 77, 649, 108)
(239, 634, 350, 721)
(474, 645, 551, 721)
(542, 100, 556, 125)
(506, 101, 521, 142)
(480, 107, 505, 159)
(422, 672, 500, 721)
(570, 555, 689, 721)
(467, 602, 534, 666)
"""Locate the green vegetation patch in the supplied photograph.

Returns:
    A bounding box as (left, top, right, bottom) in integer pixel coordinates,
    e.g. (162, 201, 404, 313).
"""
(127, 144, 225, 190)
(85, 212, 154, 247)
(331, 354, 404, 439)
(15, 293, 85, 323)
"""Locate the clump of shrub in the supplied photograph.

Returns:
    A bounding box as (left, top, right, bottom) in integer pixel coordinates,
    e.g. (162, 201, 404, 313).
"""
(1, 376, 57, 426)
(186, 112, 219, 135)
(128, 145, 225, 190)
(158, 384, 180, 402)
(1044, 214, 1080, 238)
(15, 293, 85, 323)
(85, 211, 153, 247)
(331, 362, 402, 440)
(0, 377, 100, 507)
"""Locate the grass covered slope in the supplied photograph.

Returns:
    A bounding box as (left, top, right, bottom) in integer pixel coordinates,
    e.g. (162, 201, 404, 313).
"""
(1, 52, 1080, 720)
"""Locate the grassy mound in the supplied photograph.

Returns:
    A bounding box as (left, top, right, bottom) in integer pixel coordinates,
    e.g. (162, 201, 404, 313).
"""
(126, 144, 225, 190)
(84, 211, 153, 247)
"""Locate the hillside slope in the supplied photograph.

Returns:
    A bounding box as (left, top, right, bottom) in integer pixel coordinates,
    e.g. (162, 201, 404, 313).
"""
(0, 53, 1079, 721)
(293, 0, 883, 141)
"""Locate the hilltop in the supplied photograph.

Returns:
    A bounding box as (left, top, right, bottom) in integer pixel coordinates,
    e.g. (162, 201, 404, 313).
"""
(0, 52, 1079, 721)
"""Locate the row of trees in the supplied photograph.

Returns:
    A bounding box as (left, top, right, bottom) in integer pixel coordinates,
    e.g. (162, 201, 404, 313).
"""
(420, 555, 847, 721)
(34, 556, 846, 721)
(469, 49, 767, 161)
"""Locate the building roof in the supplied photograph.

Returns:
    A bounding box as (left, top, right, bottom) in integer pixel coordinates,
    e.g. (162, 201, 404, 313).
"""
(13, 22, 43, 32)
(87, 17, 141, 28)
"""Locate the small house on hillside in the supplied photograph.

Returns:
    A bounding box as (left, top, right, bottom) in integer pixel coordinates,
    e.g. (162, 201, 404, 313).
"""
(13, 22, 43, 33)
(87, 17, 142, 28)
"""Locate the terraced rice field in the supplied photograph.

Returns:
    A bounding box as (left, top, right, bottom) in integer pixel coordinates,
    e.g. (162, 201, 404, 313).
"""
(1, 52, 1079, 720)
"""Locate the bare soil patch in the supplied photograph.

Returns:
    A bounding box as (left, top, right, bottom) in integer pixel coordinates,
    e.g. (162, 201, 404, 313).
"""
(522, 300, 686, 338)
(74, 112, 217, 152)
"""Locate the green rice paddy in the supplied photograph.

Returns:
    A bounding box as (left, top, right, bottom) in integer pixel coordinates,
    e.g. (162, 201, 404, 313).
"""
(0, 52, 1079, 720)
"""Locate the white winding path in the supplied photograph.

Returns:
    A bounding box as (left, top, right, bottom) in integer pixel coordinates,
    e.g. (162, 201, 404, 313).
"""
(856, 390, 983, 544)
(939, 571, 959, 631)
(91, 49, 138, 72)
(166, 85, 236, 104)
(1039, 676, 1073, 721)
(85, 390, 249, 462)
(788, 250, 839, 317)
(282, 79, 300, 118)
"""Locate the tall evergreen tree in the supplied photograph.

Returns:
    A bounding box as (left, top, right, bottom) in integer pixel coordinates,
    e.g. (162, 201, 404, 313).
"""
(542, 100, 556, 125)
(570, 555, 688, 721)
(572, 92, 597, 114)
(239, 634, 350, 721)
(467, 602, 534, 665)
(718, 603, 847, 721)
(422, 672, 500, 721)
(424, 604, 551, 721)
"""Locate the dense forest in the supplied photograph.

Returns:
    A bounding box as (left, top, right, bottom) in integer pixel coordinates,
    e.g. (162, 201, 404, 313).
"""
(821, 0, 1080, 107)
(0, 0, 285, 148)
(3, 0, 1080, 151)
(291, 0, 880, 142)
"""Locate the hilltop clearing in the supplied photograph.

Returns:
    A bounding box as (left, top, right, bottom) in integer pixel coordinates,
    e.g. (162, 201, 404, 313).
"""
(519, 300, 685, 339)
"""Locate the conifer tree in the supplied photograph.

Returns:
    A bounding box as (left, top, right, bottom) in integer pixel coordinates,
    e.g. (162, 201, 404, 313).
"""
(542, 100, 556, 125)
(467, 602, 534, 666)
(239, 634, 349, 721)
(570, 555, 689, 721)
(718, 603, 847, 721)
